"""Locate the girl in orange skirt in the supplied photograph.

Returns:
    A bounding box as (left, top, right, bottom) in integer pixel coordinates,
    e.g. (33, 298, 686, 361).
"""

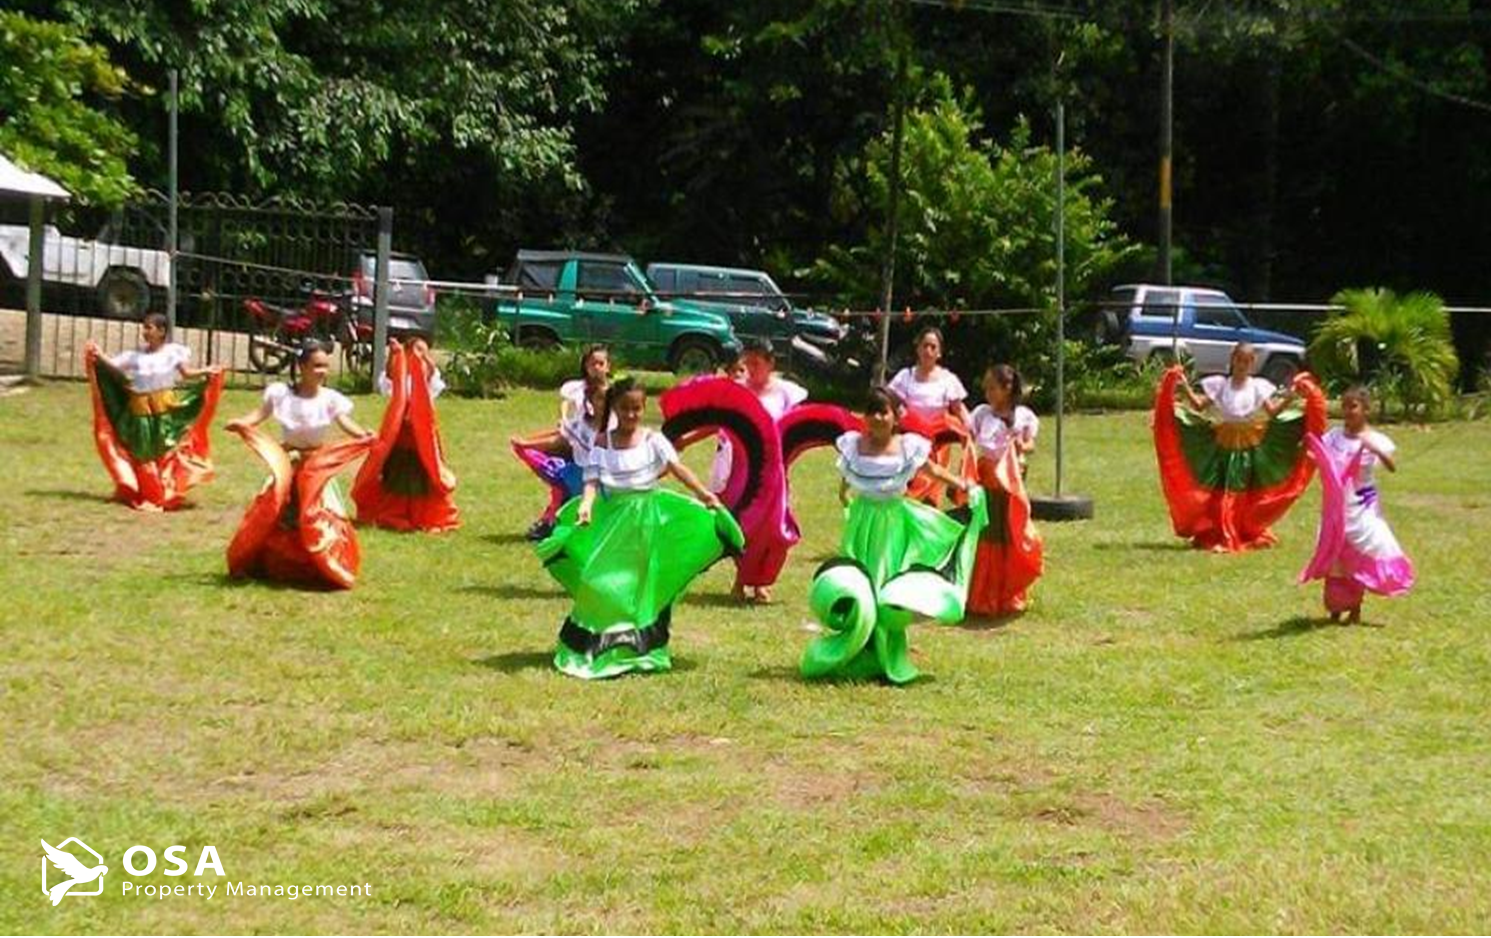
(888, 325, 974, 506)
(966, 364, 1044, 617)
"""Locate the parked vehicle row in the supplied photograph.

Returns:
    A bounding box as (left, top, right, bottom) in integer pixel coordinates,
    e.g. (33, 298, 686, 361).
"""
(1101, 283, 1307, 382)
(6, 217, 1307, 383)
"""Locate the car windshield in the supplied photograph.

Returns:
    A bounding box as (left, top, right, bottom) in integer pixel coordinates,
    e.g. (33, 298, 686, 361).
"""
(1193, 293, 1247, 329)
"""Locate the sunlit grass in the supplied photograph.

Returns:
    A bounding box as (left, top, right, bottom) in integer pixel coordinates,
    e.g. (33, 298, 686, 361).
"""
(1, 380, 1488, 933)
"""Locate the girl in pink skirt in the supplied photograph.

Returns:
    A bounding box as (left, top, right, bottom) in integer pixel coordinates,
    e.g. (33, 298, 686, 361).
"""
(1299, 386, 1416, 623)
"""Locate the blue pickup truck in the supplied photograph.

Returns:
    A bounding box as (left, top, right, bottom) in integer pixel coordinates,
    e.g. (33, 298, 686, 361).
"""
(1108, 284, 1307, 383)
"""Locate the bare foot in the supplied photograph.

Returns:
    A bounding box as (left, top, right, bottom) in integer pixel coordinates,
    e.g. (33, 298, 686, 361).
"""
(1330, 610, 1343, 624)
(732, 584, 749, 604)
(754, 586, 773, 605)
(1346, 606, 1361, 625)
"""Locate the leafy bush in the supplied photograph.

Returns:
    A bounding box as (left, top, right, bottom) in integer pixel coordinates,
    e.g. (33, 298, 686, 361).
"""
(1309, 288, 1460, 420)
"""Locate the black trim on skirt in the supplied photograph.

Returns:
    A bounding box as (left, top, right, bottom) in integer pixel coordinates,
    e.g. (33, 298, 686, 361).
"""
(559, 606, 673, 657)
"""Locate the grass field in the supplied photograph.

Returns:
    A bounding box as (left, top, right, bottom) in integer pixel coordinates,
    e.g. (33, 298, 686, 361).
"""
(2, 380, 1489, 933)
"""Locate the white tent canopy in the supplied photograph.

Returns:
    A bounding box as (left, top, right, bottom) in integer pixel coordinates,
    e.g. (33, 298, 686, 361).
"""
(0, 153, 71, 200)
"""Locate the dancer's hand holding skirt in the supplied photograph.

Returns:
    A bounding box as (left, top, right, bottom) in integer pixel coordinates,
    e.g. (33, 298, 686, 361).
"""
(898, 410, 977, 508)
(352, 343, 460, 532)
(801, 487, 987, 685)
(536, 489, 744, 679)
(227, 426, 373, 589)
(1153, 365, 1326, 551)
(84, 345, 223, 511)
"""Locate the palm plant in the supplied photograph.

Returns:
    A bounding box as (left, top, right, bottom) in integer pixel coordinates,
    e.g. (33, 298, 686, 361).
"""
(1309, 287, 1460, 419)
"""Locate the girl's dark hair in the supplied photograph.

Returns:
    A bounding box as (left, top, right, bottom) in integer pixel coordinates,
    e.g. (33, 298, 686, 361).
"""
(1342, 384, 1372, 408)
(142, 312, 169, 332)
(579, 344, 610, 378)
(985, 363, 1024, 407)
(1229, 342, 1257, 376)
(913, 324, 944, 348)
(740, 337, 775, 362)
(599, 376, 643, 433)
(295, 337, 328, 364)
(866, 385, 899, 416)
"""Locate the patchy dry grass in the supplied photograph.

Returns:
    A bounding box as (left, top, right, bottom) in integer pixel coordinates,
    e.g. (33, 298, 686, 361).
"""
(1, 380, 1489, 933)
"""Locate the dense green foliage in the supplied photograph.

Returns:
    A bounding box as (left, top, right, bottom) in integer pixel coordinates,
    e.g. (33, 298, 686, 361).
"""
(0, 12, 138, 205)
(13, 0, 1491, 382)
(1309, 287, 1461, 419)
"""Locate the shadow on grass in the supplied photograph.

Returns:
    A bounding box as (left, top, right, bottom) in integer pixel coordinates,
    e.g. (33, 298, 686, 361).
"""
(1233, 615, 1338, 641)
(457, 583, 563, 600)
(1090, 539, 1192, 552)
(473, 651, 700, 674)
(959, 613, 1022, 633)
(685, 591, 753, 610)
(25, 488, 117, 505)
(480, 532, 532, 547)
(748, 665, 935, 687)
(164, 571, 346, 592)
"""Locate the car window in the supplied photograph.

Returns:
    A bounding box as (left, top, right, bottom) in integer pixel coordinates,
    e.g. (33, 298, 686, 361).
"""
(672, 270, 700, 297)
(389, 259, 426, 282)
(515, 261, 562, 290)
(726, 275, 770, 297)
(1193, 294, 1246, 329)
(578, 262, 642, 298)
(1140, 289, 1180, 318)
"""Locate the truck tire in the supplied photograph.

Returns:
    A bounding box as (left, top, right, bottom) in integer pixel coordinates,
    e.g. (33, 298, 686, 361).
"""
(517, 327, 560, 351)
(669, 336, 721, 375)
(97, 267, 152, 320)
(1261, 355, 1300, 386)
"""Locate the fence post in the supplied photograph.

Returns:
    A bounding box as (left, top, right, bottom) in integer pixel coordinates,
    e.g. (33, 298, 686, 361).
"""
(167, 68, 179, 334)
(1054, 100, 1066, 498)
(371, 207, 392, 380)
(24, 195, 44, 379)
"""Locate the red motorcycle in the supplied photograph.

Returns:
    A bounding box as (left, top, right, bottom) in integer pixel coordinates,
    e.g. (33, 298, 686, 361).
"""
(242, 290, 373, 377)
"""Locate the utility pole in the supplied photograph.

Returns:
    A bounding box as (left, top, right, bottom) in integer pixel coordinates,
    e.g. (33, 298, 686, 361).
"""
(167, 69, 179, 335)
(1159, 0, 1174, 285)
(876, 41, 910, 386)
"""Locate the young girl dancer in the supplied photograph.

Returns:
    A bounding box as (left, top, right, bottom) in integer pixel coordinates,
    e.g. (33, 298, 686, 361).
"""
(225, 341, 374, 588)
(1154, 342, 1326, 551)
(353, 338, 459, 531)
(966, 364, 1044, 616)
(536, 378, 743, 679)
(511, 345, 611, 540)
(888, 325, 974, 505)
(662, 340, 858, 605)
(714, 340, 807, 602)
(82, 314, 224, 510)
(1298, 386, 1416, 623)
(800, 388, 987, 685)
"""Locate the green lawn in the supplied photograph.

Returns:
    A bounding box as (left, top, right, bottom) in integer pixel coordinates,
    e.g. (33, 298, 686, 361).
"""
(2, 380, 1489, 933)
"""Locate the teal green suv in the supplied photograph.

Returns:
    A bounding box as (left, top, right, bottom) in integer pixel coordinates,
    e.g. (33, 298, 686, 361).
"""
(490, 250, 741, 373)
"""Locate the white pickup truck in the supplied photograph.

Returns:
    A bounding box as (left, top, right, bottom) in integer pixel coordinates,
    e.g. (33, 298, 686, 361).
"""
(0, 224, 171, 319)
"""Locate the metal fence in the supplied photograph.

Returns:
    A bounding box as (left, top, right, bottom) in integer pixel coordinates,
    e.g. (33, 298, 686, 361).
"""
(0, 191, 389, 387)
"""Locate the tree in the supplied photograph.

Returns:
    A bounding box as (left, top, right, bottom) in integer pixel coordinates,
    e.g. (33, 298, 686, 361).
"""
(808, 76, 1136, 388)
(1309, 287, 1460, 419)
(0, 12, 139, 205)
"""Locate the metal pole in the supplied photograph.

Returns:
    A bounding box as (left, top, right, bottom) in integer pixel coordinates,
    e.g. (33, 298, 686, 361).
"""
(875, 42, 910, 386)
(167, 69, 179, 334)
(372, 206, 392, 380)
(1054, 101, 1066, 498)
(1159, 0, 1174, 286)
(24, 195, 44, 378)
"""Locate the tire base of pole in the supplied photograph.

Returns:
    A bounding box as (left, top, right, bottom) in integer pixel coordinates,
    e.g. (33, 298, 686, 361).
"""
(1031, 494, 1094, 522)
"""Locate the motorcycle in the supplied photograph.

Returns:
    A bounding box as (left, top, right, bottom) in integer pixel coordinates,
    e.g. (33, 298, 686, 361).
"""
(242, 289, 373, 378)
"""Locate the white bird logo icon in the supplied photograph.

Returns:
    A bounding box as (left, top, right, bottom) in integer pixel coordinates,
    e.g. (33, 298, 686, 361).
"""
(41, 839, 108, 905)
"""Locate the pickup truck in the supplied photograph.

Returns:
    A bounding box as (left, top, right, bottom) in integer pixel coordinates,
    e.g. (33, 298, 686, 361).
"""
(0, 224, 170, 319)
(490, 250, 741, 374)
(1108, 283, 1307, 383)
(645, 262, 854, 374)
